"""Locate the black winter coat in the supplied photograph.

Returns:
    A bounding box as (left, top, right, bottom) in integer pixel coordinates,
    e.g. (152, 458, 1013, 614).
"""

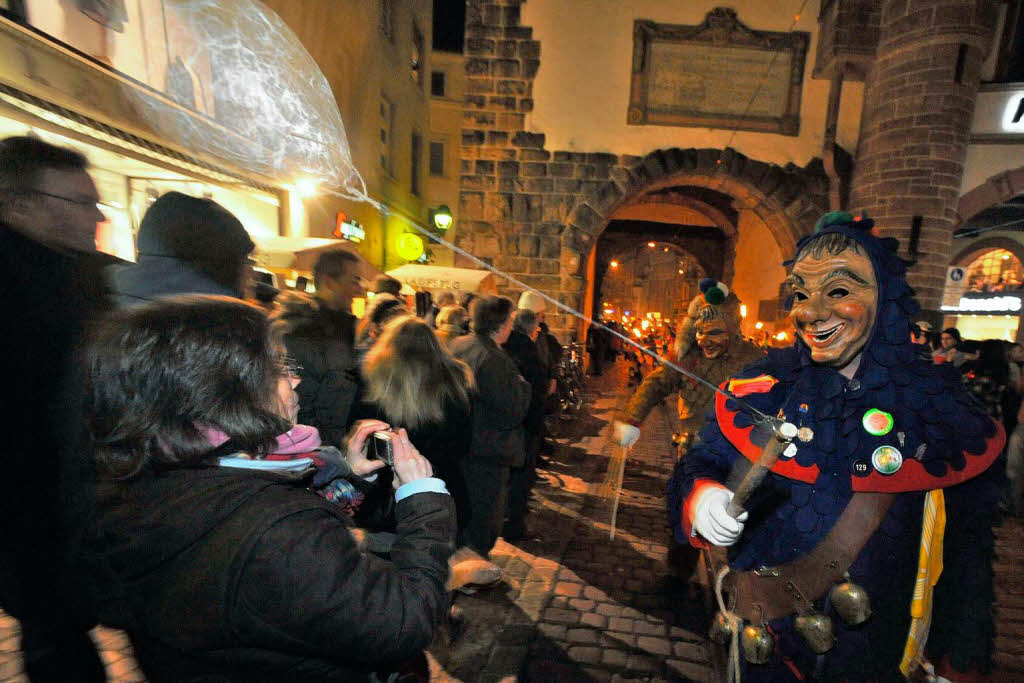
(449, 334, 530, 467)
(352, 396, 473, 533)
(0, 225, 113, 631)
(503, 330, 547, 437)
(92, 467, 454, 681)
(272, 294, 360, 448)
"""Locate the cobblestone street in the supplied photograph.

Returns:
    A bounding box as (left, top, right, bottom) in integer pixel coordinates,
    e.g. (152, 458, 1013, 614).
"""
(3, 358, 1024, 681)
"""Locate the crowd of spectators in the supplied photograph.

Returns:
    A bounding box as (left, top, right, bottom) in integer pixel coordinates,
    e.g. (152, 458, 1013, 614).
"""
(1, 135, 563, 681)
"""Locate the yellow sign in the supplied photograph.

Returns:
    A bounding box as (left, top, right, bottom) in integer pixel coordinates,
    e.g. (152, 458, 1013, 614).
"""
(396, 232, 425, 261)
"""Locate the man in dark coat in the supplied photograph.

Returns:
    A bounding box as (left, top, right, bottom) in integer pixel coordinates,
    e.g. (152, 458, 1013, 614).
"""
(110, 191, 255, 306)
(272, 250, 363, 447)
(450, 296, 531, 555)
(502, 308, 547, 541)
(0, 136, 110, 681)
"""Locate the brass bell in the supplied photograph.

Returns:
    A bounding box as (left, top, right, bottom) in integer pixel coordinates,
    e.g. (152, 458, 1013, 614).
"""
(794, 612, 835, 654)
(741, 624, 774, 664)
(709, 611, 735, 645)
(830, 580, 872, 625)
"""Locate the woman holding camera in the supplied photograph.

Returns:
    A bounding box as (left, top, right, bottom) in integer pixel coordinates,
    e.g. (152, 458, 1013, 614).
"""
(86, 297, 454, 681)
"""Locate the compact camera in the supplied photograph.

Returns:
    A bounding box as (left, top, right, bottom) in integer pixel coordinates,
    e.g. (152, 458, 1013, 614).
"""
(371, 430, 394, 466)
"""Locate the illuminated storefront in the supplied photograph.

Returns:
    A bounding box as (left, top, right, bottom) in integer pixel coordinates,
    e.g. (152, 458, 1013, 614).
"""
(0, 5, 291, 261)
(943, 248, 1024, 341)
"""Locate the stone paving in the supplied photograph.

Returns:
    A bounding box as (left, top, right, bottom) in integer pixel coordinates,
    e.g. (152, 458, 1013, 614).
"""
(3, 358, 1024, 681)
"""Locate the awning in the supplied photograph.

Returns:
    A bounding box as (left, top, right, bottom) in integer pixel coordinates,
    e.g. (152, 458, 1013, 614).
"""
(252, 236, 382, 282)
(385, 264, 500, 294)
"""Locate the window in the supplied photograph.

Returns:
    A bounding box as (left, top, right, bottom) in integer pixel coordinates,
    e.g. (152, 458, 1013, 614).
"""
(411, 132, 422, 196)
(429, 140, 445, 177)
(379, 0, 395, 42)
(430, 71, 446, 97)
(380, 95, 394, 174)
(965, 249, 1023, 292)
(411, 23, 425, 86)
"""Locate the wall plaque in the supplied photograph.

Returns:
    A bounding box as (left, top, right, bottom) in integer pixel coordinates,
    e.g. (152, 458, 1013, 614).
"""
(628, 8, 809, 136)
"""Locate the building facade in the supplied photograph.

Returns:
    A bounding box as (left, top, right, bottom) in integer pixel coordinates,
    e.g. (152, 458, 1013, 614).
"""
(455, 0, 1023, 341)
(0, 0, 436, 279)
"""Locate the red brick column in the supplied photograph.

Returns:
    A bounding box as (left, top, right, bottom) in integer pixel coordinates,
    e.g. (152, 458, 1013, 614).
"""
(848, 0, 997, 308)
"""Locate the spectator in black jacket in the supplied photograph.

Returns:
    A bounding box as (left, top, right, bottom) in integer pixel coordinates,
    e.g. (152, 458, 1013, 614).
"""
(449, 296, 530, 555)
(87, 297, 454, 680)
(271, 250, 363, 447)
(110, 191, 255, 306)
(0, 136, 110, 680)
(502, 309, 547, 541)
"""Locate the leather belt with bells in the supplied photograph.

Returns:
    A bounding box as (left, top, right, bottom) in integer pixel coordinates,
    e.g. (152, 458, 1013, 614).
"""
(725, 492, 895, 622)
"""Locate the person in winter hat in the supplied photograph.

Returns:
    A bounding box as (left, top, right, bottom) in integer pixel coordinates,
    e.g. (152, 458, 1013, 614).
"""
(613, 279, 762, 452)
(111, 191, 255, 306)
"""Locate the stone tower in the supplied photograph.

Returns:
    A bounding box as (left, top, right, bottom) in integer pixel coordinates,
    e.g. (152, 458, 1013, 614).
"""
(849, 0, 998, 309)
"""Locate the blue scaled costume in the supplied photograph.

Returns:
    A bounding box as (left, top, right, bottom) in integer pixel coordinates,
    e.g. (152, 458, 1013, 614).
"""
(668, 214, 1004, 681)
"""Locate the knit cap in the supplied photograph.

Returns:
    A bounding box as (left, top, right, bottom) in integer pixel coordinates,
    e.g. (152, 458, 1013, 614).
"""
(137, 191, 254, 262)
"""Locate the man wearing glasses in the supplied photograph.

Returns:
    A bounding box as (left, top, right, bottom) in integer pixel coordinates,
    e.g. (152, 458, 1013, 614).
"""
(0, 136, 110, 680)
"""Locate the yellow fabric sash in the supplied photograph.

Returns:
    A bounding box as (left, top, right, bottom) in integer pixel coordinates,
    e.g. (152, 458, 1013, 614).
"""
(899, 489, 946, 678)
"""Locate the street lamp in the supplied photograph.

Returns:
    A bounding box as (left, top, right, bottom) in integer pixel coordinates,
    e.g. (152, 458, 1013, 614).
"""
(430, 204, 453, 231)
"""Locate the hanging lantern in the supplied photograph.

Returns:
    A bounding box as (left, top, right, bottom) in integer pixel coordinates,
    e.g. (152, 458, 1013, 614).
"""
(396, 232, 425, 261)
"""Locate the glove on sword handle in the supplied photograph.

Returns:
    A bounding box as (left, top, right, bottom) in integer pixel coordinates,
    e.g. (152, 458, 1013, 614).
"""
(726, 421, 798, 519)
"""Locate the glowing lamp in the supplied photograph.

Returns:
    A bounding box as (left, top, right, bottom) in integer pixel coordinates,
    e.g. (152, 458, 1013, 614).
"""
(776, 332, 788, 341)
(740, 304, 748, 318)
(293, 177, 321, 198)
(431, 204, 453, 231)
(396, 232, 425, 261)
(647, 242, 656, 248)
(755, 321, 764, 330)
(610, 260, 619, 268)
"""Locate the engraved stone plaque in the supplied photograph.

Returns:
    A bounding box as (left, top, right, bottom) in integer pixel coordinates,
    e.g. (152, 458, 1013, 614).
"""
(629, 8, 809, 136)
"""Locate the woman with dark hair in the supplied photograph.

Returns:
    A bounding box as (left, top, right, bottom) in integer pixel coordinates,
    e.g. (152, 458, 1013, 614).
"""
(449, 296, 531, 555)
(933, 327, 975, 367)
(86, 296, 454, 681)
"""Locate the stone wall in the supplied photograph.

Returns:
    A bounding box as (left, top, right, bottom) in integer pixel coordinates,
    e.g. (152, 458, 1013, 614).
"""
(459, 0, 829, 337)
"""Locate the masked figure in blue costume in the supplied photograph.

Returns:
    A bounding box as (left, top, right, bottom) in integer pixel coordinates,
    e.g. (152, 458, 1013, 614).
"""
(668, 212, 1004, 681)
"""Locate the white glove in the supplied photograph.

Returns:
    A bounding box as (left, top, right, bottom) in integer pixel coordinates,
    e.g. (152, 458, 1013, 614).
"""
(613, 421, 641, 448)
(693, 487, 748, 547)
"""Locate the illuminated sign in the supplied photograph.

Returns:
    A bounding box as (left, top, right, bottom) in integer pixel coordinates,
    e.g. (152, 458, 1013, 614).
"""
(333, 213, 365, 242)
(940, 295, 1022, 313)
(1002, 92, 1024, 133)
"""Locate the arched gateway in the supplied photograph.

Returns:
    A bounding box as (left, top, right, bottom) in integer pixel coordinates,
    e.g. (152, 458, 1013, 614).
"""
(559, 147, 829, 338)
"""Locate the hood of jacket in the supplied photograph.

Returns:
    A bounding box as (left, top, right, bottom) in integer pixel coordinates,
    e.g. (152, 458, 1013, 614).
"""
(110, 255, 241, 306)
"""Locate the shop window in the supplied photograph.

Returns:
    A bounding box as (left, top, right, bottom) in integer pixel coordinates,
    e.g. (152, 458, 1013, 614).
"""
(429, 140, 445, 176)
(380, 95, 395, 175)
(965, 248, 1023, 292)
(0, 0, 26, 20)
(430, 70, 446, 97)
(411, 131, 422, 196)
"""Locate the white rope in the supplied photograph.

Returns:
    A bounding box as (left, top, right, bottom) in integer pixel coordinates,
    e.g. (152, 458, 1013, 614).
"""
(715, 565, 743, 683)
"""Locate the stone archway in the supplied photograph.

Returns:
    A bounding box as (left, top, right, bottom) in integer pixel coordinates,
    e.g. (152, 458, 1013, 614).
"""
(561, 147, 829, 329)
(957, 166, 1024, 225)
(952, 236, 1024, 268)
(560, 147, 828, 289)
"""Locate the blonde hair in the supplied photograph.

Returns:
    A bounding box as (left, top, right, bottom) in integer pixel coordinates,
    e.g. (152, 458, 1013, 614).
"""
(363, 315, 474, 429)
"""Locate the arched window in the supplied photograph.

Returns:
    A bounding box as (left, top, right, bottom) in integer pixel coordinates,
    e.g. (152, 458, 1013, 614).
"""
(965, 248, 1024, 292)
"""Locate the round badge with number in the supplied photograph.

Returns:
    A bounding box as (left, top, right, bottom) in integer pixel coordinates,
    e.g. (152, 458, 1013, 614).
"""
(862, 409, 894, 436)
(871, 445, 903, 475)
